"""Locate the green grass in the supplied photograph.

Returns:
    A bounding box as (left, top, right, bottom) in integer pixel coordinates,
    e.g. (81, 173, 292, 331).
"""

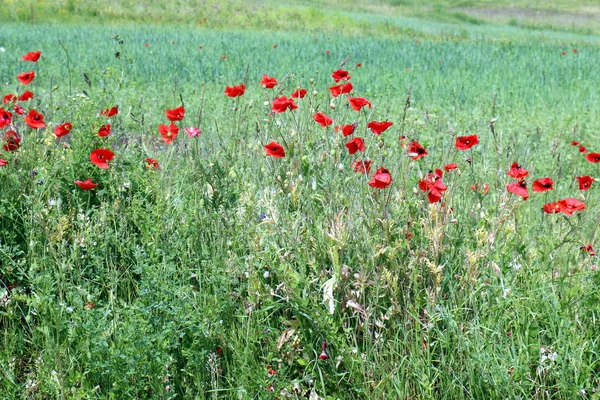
(0, 2, 600, 399)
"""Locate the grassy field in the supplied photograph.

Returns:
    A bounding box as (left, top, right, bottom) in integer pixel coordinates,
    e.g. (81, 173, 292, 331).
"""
(0, 1, 599, 399)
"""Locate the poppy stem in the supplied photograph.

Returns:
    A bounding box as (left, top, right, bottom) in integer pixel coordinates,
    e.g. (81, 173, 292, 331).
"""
(58, 39, 73, 97)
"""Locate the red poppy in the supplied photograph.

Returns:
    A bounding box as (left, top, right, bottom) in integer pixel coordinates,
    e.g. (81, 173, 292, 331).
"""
(24, 109, 45, 129)
(507, 162, 528, 179)
(185, 127, 201, 137)
(90, 148, 114, 169)
(577, 175, 593, 191)
(0, 108, 12, 128)
(407, 141, 428, 160)
(271, 96, 298, 113)
(22, 51, 41, 62)
(570, 141, 580, 146)
(17, 71, 35, 85)
(352, 160, 372, 174)
(54, 122, 72, 138)
(319, 341, 329, 360)
(13, 105, 24, 115)
(224, 83, 245, 97)
(329, 83, 353, 97)
(345, 137, 365, 154)
(260, 74, 277, 89)
(2, 131, 20, 152)
(506, 180, 529, 200)
(543, 202, 561, 214)
(158, 123, 179, 144)
(291, 89, 307, 99)
(221, 55, 226, 60)
(331, 69, 351, 82)
(165, 106, 185, 121)
(145, 158, 160, 169)
(74, 179, 98, 190)
(455, 134, 479, 150)
(0, 158, 7, 167)
(368, 121, 393, 135)
(586, 153, 600, 163)
(335, 124, 356, 137)
(581, 244, 596, 257)
(561, 51, 567, 56)
(579, 145, 587, 153)
(100, 106, 118, 117)
(356, 63, 362, 67)
(2, 94, 16, 104)
(264, 141, 285, 158)
(368, 167, 392, 189)
(348, 97, 372, 111)
(18, 91, 33, 101)
(573, 49, 578, 53)
(418, 172, 447, 203)
(556, 198, 586, 215)
(532, 177, 553, 192)
(444, 163, 458, 172)
(98, 124, 111, 137)
(314, 113, 333, 127)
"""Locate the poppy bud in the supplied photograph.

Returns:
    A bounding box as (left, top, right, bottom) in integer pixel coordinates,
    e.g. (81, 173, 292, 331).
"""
(319, 351, 329, 360)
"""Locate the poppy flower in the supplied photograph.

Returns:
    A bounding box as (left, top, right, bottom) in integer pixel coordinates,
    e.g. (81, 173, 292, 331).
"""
(17, 71, 35, 85)
(145, 158, 160, 169)
(356, 63, 362, 67)
(24, 109, 45, 129)
(165, 106, 185, 121)
(90, 148, 114, 169)
(314, 113, 333, 127)
(18, 91, 33, 101)
(291, 89, 307, 99)
(586, 153, 600, 163)
(407, 141, 428, 160)
(471, 183, 490, 194)
(0, 158, 7, 167)
(570, 141, 580, 146)
(345, 137, 365, 154)
(579, 145, 587, 153)
(543, 202, 562, 214)
(74, 179, 98, 190)
(329, 83, 353, 97)
(0, 108, 12, 128)
(507, 162, 529, 179)
(158, 123, 179, 144)
(444, 163, 458, 172)
(185, 127, 201, 137)
(224, 83, 245, 97)
(335, 124, 356, 137)
(348, 97, 372, 111)
(21, 51, 41, 62)
(331, 69, 351, 82)
(13, 105, 24, 115)
(260, 74, 277, 89)
(368, 121, 393, 135)
(100, 106, 118, 117)
(54, 122, 72, 138)
(2, 94, 16, 104)
(97, 124, 111, 137)
(532, 177, 553, 192)
(577, 175, 593, 191)
(556, 198, 586, 215)
(455, 134, 479, 150)
(264, 141, 285, 158)
(271, 96, 298, 113)
(580, 244, 596, 257)
(368, 167, 392, 189)
(319, 341, 329, 360)
(506, 180, 529, 200)
(2, 131, 20, 152)
(352, 160, 372, 174)
(418, 173, 447, 203)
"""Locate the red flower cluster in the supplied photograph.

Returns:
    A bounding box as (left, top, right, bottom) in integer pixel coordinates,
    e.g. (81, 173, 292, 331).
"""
(543, 198, 586, 215)
(418, 170, 447, 203)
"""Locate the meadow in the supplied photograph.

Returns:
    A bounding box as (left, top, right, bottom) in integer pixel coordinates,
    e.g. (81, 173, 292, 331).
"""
(0, 1, 599, 399)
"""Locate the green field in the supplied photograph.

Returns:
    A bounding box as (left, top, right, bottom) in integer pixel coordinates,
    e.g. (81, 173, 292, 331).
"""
(1, 1, 599, 399)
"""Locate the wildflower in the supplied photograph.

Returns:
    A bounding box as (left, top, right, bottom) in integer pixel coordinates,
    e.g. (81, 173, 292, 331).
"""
(579, 145, 587, 153)
(507, 162, 528, 179)
(0, 108, 13, 128)
(314, 113, 333, 127)
(368, 167, 392, 189)
(264, 141, 285, 158)
(185, 127, 201, 137)
(418, 171, 447, 203)
(17, 71, 35, 85)
(53, 122, 72, 138)
(506, 180, 529, 200)
(100, 106, 118, 117)
(577, 175, 593, 190)
(2, 94, 16, 104)
(24, 109, 45, 129)
(74, 179, 98, 190)
(18, 91, 34, 101)
(319, 341, 329, 360)
(335, 123, 356, 137)
(260, 74, 277, 89)
(271, 96, 298, 113)
(444, 163, 458, 172)
(581, 244, 596, 257)
(532, 177, 553, 192)
(331, 69, 351, 82)
(455, 134, 479, 150)
(352, 160, 372, 174)
(224, 83, 245, 97)
(329, 83, 353, 97)
(367, 121, 393, 135)
(90, 148, 114, 169)
(0, 158, 7, 167)
(145, 158, 160, 169)
(165, 106, 185, 121)
(97, 124, 111, 137)
(407, 141, 428, 160)
(291, 88, 307, 98)
(21, 51, 41, 62)
(345, 137, 365, 154)
(586, 153, 600, 163)
(2, 131, 20, 151)
(348, 97, 372, 111)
